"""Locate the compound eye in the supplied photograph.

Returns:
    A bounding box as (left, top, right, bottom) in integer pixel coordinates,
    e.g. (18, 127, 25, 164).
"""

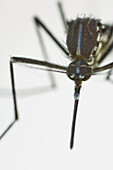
(79, 66, 91, 81)
(67, 65, 76, 80)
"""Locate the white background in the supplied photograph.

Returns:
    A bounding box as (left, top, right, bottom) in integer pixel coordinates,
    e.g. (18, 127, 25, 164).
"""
(0, 0, 113, 169)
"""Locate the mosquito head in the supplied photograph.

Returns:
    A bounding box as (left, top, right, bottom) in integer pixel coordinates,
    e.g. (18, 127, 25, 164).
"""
(67, 58, 92, 85)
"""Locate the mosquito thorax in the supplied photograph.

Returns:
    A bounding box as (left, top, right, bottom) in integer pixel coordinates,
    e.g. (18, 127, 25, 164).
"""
(67, 58, 92, 83)
(66, 17, 101, 60)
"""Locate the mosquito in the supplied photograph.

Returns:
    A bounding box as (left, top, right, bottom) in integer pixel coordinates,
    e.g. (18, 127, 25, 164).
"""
(1, 2, 113, 149)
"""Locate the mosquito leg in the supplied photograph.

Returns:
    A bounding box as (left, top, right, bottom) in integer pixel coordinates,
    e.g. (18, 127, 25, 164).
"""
(57, 1, 67, 32)
(106, 69, 112, 80)
(97, 25, 113, 65)
(93, 60, 113, 83)
(97, 29, 113, 81)
(93, 61, 113, 73)
(33, 17, 69, 56)
(0, 62, 19, 140)
(0, 56, 67, 139)
(34, 18, 56, 88)
(98, 41, 113, 65)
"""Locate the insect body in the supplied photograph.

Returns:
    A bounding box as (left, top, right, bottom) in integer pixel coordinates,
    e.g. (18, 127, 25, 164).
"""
(66, 18, 100, 83)
(66, 18, 101, 148)
(66, 17, 113, 148)
(1, 2, 113, 149)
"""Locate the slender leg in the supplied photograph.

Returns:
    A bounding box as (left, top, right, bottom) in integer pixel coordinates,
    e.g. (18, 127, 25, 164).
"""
(34, 17, 69, 56)
(34, 18, 56, 88)
(102, 26, 113, 81)
(106, 68, 112, 79)
(92, 24, 113, 80)
(10, 57, 67, 70)
(106, 68, 113, 83)
(93, 61, 113, 73)
(57, 1, 67, 32)
(95, 25, 113, 81)
(0, 62, 19, 140)
(0, 56, 67, 139)
(98, 41, 113, 65)
(97, 25, 113, 65)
